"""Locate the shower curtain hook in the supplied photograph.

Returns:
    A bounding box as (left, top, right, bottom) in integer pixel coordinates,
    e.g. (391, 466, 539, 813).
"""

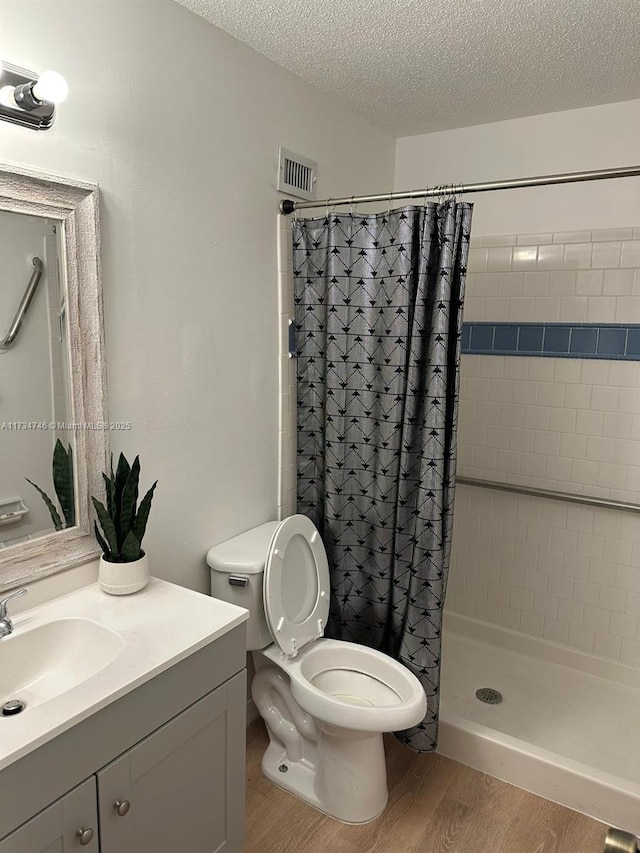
(386, 190, 393, 218)
(326, 198, 332, 220)
(350, 195, 356, 217)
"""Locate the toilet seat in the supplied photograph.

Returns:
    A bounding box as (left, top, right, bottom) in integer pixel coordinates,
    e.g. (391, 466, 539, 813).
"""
(263, 515, 330, 657)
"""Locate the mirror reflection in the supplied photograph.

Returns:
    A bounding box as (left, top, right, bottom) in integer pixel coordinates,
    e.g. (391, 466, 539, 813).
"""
(0, 210, 75, 547)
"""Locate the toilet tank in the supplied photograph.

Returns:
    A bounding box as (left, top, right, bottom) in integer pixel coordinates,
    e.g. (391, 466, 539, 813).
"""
(207, 521, 279, 651)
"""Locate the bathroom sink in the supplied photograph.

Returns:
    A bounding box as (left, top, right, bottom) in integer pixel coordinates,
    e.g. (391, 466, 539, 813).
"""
(0, 617, 124, 710)
(0, 578, 248, 772)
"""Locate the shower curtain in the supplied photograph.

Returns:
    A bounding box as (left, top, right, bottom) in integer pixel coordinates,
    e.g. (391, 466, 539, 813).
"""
(293, 202, 473, 751)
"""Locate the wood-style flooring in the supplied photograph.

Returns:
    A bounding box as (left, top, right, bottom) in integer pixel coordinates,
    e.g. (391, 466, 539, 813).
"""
(245, 719, 607, 853)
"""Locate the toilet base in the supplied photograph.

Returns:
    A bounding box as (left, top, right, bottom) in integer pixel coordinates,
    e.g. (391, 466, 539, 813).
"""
(252, 654, 396, 823)
(261, 741, 325, 816)
(261, 728, 388, 824)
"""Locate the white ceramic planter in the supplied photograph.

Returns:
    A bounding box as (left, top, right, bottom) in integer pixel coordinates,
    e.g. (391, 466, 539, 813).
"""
(99, 553, 149, 595)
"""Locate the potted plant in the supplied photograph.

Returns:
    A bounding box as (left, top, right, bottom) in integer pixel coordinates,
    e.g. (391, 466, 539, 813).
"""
(92, 453, 157, 595)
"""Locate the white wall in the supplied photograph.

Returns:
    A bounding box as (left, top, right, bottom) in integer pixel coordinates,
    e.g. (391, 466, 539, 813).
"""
(0, 0, 395, 592)
(394, 100, 640, 235)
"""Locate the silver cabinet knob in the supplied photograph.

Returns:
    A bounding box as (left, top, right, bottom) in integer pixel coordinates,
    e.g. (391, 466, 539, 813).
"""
(76, 827, 94, 845)
(114, 799, 131, 817)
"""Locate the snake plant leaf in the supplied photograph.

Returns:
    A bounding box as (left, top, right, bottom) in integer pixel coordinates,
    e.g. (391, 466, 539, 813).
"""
(119, 456, 140, 543)
(131, 481, 157, 546)
(120, 529, 142, 562)
(103, 472, 116, 518)
(92, 496, 118, 556)
(113, 453, 131, 540)
(114, 453, 131, 497)
(52, 440, 75, 528)
(26, 478, 63, 531)
(94, 521, 110, 557)
(66, 443, 75, 525)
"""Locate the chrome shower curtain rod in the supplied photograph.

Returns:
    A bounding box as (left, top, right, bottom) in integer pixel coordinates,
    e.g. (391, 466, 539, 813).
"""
(279, 165, 640, 214)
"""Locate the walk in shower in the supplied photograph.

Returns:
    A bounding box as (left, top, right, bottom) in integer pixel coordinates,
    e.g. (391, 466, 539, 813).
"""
(439, 224, 640, 833)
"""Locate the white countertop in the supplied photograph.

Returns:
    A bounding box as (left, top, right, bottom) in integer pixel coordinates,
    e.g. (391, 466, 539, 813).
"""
(0, 578, 248, 771)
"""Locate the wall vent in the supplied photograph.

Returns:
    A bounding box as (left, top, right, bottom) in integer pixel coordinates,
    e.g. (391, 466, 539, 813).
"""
(277, 147, 317, 200)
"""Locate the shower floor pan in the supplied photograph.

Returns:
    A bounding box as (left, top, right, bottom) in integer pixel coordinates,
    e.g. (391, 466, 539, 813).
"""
(439, 613, 640, 834)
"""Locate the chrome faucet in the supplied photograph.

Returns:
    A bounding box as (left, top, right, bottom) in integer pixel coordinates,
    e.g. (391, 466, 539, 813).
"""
(0, 588, 28, 638)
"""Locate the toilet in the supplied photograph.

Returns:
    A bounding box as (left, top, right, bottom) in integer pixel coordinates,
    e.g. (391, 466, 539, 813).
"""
(207, 514, 427, 824)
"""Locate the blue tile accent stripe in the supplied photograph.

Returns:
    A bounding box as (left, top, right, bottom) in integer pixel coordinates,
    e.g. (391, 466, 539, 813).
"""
(462, 323, 640, 360)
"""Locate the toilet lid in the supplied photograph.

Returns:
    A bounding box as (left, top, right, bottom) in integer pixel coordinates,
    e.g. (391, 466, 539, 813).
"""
(263, 514, 330, 658)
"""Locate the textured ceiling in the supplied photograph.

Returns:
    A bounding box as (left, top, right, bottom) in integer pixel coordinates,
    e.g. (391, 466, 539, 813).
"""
(175, 0, 640, 137)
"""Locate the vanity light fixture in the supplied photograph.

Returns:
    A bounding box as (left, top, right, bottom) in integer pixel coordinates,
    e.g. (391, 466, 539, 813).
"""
(0, 59, 68, 131)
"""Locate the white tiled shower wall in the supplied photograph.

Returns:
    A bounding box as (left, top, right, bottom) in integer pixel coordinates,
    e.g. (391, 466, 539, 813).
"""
(450, 226, 640, 665)
(449, 485, 640, 663)
(460, 227, 640, 501)
(459, 354, 640, 502)
(465, 226, 640, 324)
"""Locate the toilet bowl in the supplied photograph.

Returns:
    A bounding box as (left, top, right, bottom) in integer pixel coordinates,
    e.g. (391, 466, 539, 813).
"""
(273, 638, 426, 731)
(207, 514, 427, 823)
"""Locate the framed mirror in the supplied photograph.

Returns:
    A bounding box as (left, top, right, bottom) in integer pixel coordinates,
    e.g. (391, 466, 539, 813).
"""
(0, 163, 108, 591)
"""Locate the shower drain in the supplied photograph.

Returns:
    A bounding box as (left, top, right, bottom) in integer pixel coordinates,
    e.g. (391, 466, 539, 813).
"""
(475, 687, 502, 705)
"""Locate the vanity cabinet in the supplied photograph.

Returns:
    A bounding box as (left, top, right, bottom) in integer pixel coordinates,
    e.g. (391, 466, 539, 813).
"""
(97, 685, 241, 853)
(0, 778, 98, 853)
(0, 624, 246, 853)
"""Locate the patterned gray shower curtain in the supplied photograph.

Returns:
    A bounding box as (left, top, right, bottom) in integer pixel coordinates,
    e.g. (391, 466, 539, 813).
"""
(292, 202, 473, 752)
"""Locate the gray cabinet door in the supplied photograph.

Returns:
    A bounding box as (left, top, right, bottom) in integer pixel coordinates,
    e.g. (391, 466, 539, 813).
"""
(97, 670, 246, 853)
(0, 777, 98, 853)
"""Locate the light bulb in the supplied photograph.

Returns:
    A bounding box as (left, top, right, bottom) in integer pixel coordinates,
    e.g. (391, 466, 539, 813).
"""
(0, 85, 16, 108)
(32, 70, 68, 104)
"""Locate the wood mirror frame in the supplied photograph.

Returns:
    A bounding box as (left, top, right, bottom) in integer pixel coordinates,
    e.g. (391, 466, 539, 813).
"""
(0, 163, 108, 592)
